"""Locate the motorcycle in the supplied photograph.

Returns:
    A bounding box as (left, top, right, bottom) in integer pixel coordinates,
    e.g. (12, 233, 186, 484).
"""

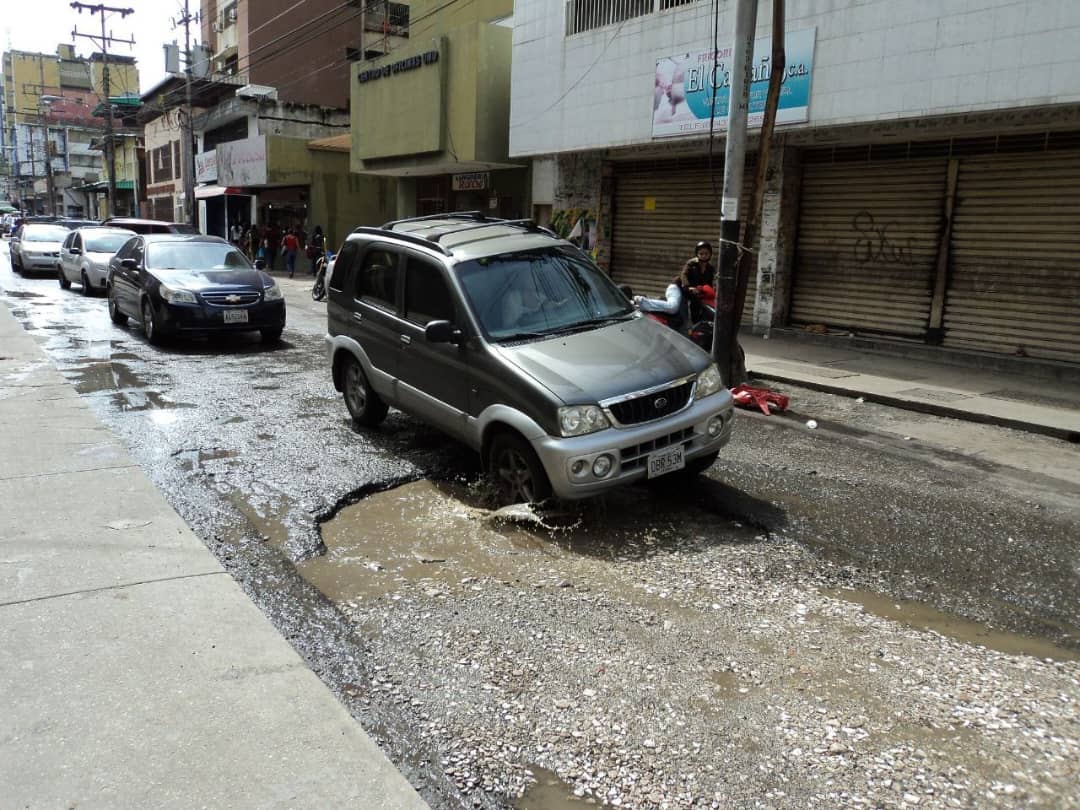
(628, 284, 716, 352)
(311, 250, 335, 301)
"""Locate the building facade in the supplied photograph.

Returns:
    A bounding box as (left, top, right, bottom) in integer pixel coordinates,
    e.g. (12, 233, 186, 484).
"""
(2, 45, 139, 216)
(350, 0, 526, 220)
(510, 0, 1080, 365)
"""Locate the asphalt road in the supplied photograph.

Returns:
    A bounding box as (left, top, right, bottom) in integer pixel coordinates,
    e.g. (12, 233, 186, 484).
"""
(3, 240, 1078, 809)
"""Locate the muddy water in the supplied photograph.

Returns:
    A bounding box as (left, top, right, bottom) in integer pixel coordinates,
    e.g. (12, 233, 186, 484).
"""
(514, 766, 596, 809)
(824, 587, 1080, 662)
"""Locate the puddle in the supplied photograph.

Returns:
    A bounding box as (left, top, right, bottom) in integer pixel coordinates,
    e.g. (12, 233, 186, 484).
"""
(300, 480, 547, 602)
(514, 767, 595, 809)
(4, 291, 43, 299)
(110, 390, 197, 412)
(66, 360, 148, 394)
(824, 588, 1080, 662)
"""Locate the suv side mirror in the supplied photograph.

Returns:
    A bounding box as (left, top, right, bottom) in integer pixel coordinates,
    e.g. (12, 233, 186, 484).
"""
(70, 247, 82, 256)
(254, 258, 266, 270)
(120, 258, 139, 270)
(425, 320, 464, 345)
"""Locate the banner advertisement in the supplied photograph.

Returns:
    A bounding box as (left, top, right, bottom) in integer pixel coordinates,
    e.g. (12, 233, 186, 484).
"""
(652, 28, 816, 139)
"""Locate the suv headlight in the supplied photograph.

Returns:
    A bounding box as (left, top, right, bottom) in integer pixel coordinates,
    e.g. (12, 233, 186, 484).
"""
(695, 363, 723, 399)
(263, 283, 283, 301)
(558, 404, 610, 437)
(159, 285, 197, 304)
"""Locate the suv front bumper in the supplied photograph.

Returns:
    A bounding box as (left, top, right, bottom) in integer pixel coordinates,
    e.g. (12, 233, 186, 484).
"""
(531, 391, 735, 499)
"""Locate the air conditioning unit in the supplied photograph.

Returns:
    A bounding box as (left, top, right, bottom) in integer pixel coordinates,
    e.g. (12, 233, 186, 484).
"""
(226, 6, 237, 22)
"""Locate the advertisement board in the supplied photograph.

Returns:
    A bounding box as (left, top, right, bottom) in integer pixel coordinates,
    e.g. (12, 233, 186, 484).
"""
(652, 28, 816, 139)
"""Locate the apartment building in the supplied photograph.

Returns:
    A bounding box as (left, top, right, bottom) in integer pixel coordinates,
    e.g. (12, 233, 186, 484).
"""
(510, 0, 1080, 365)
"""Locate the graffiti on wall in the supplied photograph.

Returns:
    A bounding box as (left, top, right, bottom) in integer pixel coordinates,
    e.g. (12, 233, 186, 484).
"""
(851, 210, 914, 267)
(551, 208, 599, 259)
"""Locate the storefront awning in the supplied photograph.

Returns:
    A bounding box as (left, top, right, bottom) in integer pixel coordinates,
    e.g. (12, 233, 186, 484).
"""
(195, 185, 246, 199)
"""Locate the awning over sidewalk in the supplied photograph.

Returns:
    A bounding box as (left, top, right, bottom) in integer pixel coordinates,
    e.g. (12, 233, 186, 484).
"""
(195, 185, 246, 199)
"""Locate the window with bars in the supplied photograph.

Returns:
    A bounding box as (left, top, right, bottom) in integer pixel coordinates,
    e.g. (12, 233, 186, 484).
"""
(565, 0, 700, 35)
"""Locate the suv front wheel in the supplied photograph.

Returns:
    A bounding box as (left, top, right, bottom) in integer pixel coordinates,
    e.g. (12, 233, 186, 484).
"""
(342, 355, 388, 426)
(487, 431, 552, 505)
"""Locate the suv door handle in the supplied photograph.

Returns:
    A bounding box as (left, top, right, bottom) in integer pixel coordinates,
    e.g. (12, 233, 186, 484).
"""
(400, 334, 412, 345)
(351, 312, 363, 322)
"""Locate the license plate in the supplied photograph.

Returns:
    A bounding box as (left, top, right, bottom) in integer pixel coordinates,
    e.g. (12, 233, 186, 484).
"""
(647, 444, 685, 479)
(223, 309, 249, 324)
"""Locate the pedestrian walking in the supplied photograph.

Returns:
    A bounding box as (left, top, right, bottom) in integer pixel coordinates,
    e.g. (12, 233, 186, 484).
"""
(283, 229, 300, 278)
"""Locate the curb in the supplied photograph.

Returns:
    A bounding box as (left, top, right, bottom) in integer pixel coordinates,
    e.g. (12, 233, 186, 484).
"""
(749, 371, 1080, 444)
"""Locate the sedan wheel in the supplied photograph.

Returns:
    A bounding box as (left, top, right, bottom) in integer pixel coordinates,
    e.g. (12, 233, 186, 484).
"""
(141, 299, 163, 345)
(81, 271, 93, 296)
(108, 288, 128, 326)
(487, 432, 552, 505)
(58, 267, 71, 290)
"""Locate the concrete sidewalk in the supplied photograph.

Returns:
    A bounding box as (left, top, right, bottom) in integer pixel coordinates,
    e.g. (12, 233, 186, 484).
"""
(0, 303, 427, 808)
(744, 332, 1080, 442)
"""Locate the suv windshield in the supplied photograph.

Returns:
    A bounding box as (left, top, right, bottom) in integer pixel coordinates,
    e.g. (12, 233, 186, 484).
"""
(457, 247, 634, 342)
(24, 225, 71, 242)
(147, 242, 251, 270)
(85, 232, 132, 253)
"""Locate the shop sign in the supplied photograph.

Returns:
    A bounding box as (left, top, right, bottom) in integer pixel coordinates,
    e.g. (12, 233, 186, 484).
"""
(452, 172, 489, 192)
(652, 28, 816, 139)
(357, 50, 439, 83)
(195, 150, 218, 183)
(218, 136, 267, 186)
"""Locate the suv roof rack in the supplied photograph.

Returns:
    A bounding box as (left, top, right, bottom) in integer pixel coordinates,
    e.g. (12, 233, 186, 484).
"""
(426, 218, 552, 244)
(381, 211, 486, 230)
(349, 226, 454, 256)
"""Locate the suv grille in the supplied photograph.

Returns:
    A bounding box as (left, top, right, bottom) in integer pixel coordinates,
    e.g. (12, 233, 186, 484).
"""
(202, 291, 261, 306)
(606, 380, 694, 426)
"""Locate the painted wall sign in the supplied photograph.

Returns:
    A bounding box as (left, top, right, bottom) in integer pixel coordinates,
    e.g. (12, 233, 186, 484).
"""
(218, 136, 267, 186)
(452, 171, 490, 191)
(652, 28, 816, 139)
(357, 49, 439, 83)
(195, 149, 218, 183)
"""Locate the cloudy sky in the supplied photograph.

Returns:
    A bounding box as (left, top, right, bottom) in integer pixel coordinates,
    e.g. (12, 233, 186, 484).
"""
(3, 0, 200, 94)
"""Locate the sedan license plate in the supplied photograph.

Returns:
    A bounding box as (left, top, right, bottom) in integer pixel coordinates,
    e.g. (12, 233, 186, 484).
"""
(647, 444, 685, 479)
(223, 309, 249, 324)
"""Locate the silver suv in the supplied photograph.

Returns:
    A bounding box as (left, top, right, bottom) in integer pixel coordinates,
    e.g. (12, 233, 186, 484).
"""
(325, 214, 735, 503)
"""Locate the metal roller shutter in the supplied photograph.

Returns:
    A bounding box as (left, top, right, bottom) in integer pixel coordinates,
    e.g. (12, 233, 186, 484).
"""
(611, 160, 755, 325)
(791, 159, 947, 338)
(944, 151, 1080, 362)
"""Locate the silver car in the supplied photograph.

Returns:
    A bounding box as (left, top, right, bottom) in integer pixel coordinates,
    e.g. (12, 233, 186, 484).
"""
(58, 227, 135, 294)
(10, 224, 71, 276)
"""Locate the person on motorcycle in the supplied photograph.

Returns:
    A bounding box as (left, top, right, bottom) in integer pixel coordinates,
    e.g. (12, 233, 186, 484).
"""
(634, 276, 690, 333)
(680, 240, 717, 318)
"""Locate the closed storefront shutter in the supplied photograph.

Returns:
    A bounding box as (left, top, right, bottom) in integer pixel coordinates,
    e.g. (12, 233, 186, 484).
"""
(791, 159, 947, 339)
(611, 160, 755, 325)
(944, 150, 1080, 363)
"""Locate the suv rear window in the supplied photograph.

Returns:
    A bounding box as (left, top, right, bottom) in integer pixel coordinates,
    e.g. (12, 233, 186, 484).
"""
(356, 248, 399, 308)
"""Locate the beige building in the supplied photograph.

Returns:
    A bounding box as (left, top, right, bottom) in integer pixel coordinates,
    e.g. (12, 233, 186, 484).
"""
(350, 0, 526, 219)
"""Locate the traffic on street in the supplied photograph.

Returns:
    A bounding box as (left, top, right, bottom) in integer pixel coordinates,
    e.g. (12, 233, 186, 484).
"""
(2, 235, 1077, 809)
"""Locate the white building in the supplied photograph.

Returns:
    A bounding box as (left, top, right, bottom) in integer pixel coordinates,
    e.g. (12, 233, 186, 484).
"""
(510, 0, 1080, 364)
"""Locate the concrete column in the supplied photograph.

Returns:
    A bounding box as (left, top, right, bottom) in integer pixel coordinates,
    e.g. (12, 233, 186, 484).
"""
(752, 145, 802, 335)
(396, 177, 416, 219)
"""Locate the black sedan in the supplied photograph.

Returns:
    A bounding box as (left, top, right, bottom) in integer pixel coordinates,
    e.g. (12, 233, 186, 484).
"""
(106, 233, 286, 345)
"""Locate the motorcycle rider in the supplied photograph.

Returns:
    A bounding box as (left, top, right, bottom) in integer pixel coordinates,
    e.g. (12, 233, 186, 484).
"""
(680, 240, 716, 319)
(634, 275, 689, 333)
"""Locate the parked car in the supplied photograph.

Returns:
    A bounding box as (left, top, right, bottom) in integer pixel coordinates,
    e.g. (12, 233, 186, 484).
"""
(57, 218, 101, 230)
(106, 233, 286, 345)
(101, 217, 199, 235)
(324, 213, 735, 504)
(9, 223, 71, 276)
(58, 226, 136, 294)
(1, 213, 22, 236)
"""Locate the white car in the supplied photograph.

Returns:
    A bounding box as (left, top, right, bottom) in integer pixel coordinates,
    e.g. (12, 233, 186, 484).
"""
(58, 227, 135, 294)
(10, 223, 71, 276)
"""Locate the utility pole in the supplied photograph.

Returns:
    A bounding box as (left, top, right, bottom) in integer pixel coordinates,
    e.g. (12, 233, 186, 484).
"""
(71, 2, 135, 218)
(173, 0, 198, 226)
(25, 124, 38, 213)
(37, 60, 58, 215)
(711, 0, 757, 385)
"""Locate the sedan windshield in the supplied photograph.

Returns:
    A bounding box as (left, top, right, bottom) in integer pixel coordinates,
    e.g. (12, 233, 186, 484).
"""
(85, 233, 132, 253)
(24, 225, 71, 242)
(456, 247, 634, 342)
(146, 242, 251, 270)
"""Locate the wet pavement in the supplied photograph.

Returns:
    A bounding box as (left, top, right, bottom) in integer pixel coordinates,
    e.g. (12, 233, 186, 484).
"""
(3, 240, 1079, 809)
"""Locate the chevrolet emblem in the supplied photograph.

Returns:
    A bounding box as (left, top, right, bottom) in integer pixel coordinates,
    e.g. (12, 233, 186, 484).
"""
(225, 294, 243, 304)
